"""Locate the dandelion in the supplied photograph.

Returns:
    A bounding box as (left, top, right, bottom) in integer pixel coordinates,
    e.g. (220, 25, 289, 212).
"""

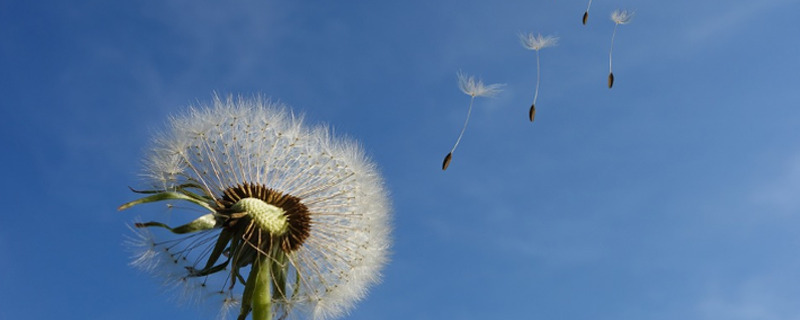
(582, 0, 593, 25)
(520, 32, 559, 122)
(442, 72, 504, 170)
(608, 9, 634, 89)
(119, 95, 391, 320)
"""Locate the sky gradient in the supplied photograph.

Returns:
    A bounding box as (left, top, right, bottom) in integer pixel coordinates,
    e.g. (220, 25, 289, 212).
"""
(2, 0, 800, 319)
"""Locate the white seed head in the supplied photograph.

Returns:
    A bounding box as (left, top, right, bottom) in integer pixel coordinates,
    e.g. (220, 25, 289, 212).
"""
(519, 32, 559, 51)
(136, 94, 391, 320)
(611, 9, 634, 25)
(456, 72, 505, 98)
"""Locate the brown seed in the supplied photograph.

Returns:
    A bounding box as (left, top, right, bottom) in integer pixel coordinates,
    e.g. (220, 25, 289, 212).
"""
(608, 72, 614, 88)
(582, 12, 588, 25)
(529, 103, 536, 122)
(442, 152, 453, 171)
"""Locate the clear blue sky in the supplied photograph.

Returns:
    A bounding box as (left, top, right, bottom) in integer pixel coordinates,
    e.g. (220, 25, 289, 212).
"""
(2, 0, 800, 319)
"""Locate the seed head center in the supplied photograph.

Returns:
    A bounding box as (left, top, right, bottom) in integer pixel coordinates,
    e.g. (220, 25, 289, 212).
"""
(232, 197, 288, 235)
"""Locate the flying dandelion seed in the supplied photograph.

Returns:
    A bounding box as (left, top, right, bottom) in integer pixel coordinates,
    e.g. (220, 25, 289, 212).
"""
(442, 72, 504, 171)
(520, 32, 559, 122)
(120, 95, 391, 320)
(608, 9, 634, 89)
(582, 0, 593, 25)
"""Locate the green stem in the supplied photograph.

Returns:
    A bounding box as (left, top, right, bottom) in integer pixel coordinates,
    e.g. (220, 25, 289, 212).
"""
(251, 254, 273, 320)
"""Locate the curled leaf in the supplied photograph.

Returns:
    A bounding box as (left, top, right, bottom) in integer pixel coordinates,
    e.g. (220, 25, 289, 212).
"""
(135, 213, 218, 234)
(118, 191, 215, 212)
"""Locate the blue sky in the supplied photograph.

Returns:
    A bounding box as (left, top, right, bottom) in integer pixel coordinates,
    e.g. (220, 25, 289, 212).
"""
(2, 0, 800, 319)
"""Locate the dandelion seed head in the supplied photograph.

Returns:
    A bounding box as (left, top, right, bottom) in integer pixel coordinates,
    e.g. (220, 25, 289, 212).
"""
(611, 9, 634, 25)
(456, 72, 505, 98)
(126, 94, 391, 320)
(519, 32, 559, 51)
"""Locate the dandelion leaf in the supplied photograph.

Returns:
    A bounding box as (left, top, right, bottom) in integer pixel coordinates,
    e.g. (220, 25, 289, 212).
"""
(204, 228, 232, 267)
(134, 213, 217, 234)
(271, 251, 289, 301)
(118, 191, 215, 212)
(186, 259, 229, 277)
(239, 266, 256, 320)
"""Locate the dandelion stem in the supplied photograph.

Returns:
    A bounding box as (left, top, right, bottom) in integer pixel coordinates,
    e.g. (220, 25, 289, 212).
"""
(251, 254, 273, 320)
(449, 95, 476, 155)
(583, 0, 593, 24)
(533, 50, 541, 106)
(608, 23, 619, 88)
(609, 23, 618, 73)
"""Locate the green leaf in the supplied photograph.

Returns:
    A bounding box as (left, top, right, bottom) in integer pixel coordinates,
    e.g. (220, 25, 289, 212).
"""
(118, 191, 215, 212)
(202, 229, 233, 270)
(239, 263, 256, 320)
(135, 213, 218, 234)
(272, 251, 288, 301)
(290, 256, 301, 301)
(127, 183, 205, 194)
(186, 260, 229, 278)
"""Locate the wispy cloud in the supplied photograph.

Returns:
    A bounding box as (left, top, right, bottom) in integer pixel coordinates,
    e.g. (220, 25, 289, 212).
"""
(698, 274, 800, 320)
(686, 0, 793, 44)
(750, 153, 800, 214)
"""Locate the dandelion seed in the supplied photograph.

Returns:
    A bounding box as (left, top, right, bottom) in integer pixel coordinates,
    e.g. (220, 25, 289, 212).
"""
(442, 152, 452, 170)
(583, 0, 593, 25)
(608, 9, 634, 89)
(520, 33, 558, 51)
(457, 71, 504, 98)
(520, 32, 558, 122)
(120, 95, 391, 320)
(611, 9, 634, 25)
(608, 73, 615, 89)
(443, 72, 504, 171)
